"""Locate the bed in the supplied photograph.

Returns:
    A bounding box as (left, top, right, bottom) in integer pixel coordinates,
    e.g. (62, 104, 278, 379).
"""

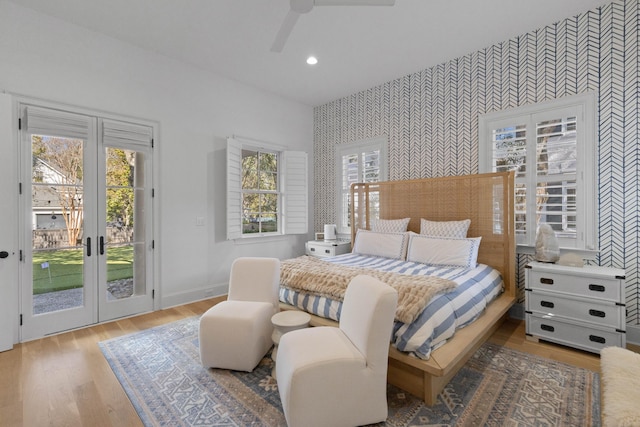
(279, 171, 516, 405)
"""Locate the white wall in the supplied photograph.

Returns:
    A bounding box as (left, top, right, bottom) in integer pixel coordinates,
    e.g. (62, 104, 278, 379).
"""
(0, 1, 314, 317)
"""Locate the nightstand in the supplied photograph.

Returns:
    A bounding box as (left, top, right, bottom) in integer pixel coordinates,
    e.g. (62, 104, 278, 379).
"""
(305, 240, 351, 258)
(525, 261, 626, 353)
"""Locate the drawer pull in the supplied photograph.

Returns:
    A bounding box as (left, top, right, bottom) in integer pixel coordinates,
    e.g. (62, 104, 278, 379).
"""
(324, 249, 330, 254)
(589, 335, 606, 344)
(589, 309, 606, 318)
(540, 300, 555, 309)
(540, 324, 555, 332)
(588, 284, 605, 292)
(539, 277, 554, 285)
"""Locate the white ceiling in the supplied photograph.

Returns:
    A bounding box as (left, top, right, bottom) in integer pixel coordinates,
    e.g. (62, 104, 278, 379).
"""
(10, 0, 612, 107)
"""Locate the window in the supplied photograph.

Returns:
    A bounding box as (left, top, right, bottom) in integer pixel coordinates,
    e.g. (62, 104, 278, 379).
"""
(479, 93, 596, 254)
(335, 137, 388, 234)
(240, 149, 279, 234)
(227, 137, 307, 239)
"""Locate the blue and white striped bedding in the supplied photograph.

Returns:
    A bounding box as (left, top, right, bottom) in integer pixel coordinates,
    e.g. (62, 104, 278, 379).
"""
(279, 253, 503, 360)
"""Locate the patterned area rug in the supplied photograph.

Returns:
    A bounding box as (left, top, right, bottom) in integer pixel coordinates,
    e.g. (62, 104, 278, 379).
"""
(99, 317, 600, 427)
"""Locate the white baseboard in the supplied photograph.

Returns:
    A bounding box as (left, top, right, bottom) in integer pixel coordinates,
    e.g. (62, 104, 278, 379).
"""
(626, 324, 640, 346)
(161, 283, 228, 310)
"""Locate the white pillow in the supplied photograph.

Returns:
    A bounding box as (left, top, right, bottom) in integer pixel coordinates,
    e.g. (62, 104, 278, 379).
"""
(371, 218, 410, 233)
(352, 229, 409, 260)
(406, 233, 481, 268)
(420, 218, 471, 238)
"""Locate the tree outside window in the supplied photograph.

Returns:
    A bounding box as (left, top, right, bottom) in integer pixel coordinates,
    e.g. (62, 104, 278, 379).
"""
(241, 149, 279, 234)
(106, 147, 135, 229)
(32, 135, 84, 247)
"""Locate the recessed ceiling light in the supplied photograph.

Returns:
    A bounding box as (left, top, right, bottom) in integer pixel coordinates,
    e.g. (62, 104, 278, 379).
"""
(306, 56, 318, 65)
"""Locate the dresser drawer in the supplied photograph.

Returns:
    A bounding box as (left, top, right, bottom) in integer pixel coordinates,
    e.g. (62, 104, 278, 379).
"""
(526, 313, 625, 353)
(305, 241, 351, 258)
(527, 269, 621, 302)
(526, 290, 625, 329)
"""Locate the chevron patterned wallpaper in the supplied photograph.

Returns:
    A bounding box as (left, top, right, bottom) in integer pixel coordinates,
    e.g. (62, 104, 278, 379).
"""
(313, 0, 640, 325)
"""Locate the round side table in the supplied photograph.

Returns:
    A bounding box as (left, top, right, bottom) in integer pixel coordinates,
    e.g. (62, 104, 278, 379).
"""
(271, 310, 311, 377)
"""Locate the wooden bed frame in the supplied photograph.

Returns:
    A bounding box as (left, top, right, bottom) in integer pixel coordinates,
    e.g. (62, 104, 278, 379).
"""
(281, 171, 516, 405)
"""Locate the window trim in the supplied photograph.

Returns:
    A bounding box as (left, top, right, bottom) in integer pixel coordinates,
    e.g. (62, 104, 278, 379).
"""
(226, 137, 307, 240)
(479, 92, 597, 256)
(335, 136, 388, 236)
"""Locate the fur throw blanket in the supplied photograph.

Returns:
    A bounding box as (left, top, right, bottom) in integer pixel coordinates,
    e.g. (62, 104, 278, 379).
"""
(600, 346, 640, 427)
(280, 256, 457, 324)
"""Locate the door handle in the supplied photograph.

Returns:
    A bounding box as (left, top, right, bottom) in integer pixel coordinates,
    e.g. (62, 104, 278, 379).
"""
(87, 237, 92, 257)
(0, 251, 8, 259)
(99, 236, 104, 255)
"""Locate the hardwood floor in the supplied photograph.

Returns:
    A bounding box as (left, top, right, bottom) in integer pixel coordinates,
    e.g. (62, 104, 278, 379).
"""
(488, 317, 601, 371)
(0, 298, 222, 427)
(0, 299, 629, 427)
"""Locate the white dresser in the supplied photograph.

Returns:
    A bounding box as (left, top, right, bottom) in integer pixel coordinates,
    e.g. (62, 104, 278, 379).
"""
(525, 261, 626, 353)
(305, 240, 351, 258)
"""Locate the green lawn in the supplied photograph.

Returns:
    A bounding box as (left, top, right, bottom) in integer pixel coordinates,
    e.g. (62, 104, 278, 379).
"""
(32, 246, 134, 294)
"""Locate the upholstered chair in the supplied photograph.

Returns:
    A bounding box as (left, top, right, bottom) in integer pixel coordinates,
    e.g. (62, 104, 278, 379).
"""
(199, 257, 280, 372)
(276, 274, 398, 427)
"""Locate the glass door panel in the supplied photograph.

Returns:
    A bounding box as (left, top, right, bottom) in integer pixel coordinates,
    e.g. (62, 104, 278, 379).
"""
(31, 136, 85, 314)
(21, 131, 96, 341)
(99, 147, 152, 321)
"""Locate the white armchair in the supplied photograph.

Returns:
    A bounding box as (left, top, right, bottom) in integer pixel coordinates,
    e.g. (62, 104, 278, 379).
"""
(199, 257, 280, 372)
(276, 274, 398, 427)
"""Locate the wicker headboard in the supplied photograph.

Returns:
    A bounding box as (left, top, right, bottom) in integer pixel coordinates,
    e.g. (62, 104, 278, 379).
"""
(350, 171, 516, 297)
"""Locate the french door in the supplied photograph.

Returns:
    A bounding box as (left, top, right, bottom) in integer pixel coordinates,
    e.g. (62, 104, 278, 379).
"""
(97, 119, 154, 321)
(19, 104, 155, 340)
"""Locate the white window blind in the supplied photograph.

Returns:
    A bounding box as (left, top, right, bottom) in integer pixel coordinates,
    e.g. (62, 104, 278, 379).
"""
(282, 151, 308, 234)
(479, 93, 596, 253)
(534, 114, 578, 239)
(24, 106, 92, 140)
(336, 136, 388, 234)
(101, 119, 153, 150)
(226, 138, 243, 240)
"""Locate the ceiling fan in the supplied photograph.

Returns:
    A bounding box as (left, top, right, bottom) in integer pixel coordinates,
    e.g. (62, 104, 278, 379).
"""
(270, 0, 396, 53)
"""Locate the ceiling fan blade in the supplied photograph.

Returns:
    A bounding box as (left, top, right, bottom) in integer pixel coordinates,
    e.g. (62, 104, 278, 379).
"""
(314, 0, 395, 5)
(271, 0, 394, 53)
(270, 10, 301, 53)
